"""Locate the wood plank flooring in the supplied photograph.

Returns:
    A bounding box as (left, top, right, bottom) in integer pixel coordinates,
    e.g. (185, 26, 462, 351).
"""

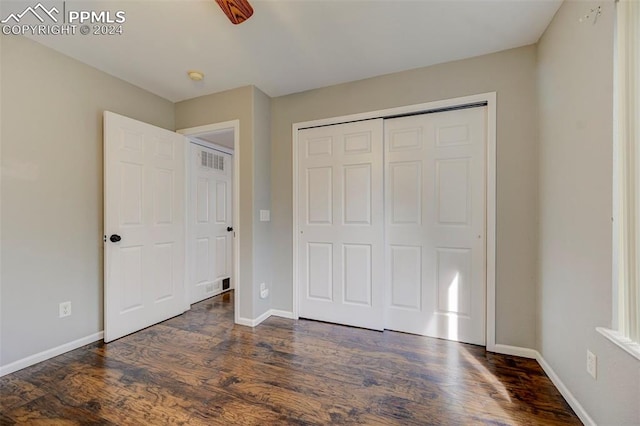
(0, 291, 580, 425)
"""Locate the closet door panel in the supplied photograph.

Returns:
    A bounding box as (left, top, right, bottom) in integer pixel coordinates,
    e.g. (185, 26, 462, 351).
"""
(298, 119, 384, 330)
(385, 107, 487, 345)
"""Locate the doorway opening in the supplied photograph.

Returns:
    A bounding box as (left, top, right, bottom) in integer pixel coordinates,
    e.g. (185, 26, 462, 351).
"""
(178, 121, 241, 325)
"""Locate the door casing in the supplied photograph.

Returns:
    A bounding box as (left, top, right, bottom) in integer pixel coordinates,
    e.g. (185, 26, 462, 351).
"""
(292, 93, 497, 351)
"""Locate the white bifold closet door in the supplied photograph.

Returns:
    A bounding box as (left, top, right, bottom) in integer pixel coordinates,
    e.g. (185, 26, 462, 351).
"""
(297, 107, 487, 345)
(385, 107, 486, 345)
(189, 144, 233, 304)
(298, 119, 385, 330)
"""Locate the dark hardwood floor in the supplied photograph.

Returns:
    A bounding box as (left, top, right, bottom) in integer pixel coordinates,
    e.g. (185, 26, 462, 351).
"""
(0, 291, 580, 425)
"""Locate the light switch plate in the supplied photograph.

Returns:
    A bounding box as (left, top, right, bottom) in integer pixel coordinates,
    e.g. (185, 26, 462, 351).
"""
(260, 210, 270, 222)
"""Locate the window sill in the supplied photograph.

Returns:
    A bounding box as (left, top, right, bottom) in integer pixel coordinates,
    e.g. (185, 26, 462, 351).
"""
(596, 327, 640, 362)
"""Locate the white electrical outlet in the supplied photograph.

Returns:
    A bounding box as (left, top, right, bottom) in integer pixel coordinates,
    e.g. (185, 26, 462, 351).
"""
(206, 283, 214, 293)
(59, 301, 71, 318)
(260, 282, 269, 299)
(586, 350, 597, 379)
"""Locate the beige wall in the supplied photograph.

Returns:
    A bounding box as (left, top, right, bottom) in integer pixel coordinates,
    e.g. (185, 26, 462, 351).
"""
(1, 38, 271, 367)
(271, 45, 539, 348)
(252, 87, 272, 316)
(0, 35, 175, 366)
(537, 1, 639, 423)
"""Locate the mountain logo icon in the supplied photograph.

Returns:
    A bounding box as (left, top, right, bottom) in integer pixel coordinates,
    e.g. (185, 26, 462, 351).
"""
(1, 3, 59, 24)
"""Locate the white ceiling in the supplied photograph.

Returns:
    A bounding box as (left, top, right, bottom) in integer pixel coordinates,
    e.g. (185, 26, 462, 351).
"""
(22, 0, 562, 102)
(192, 128, 235, 149)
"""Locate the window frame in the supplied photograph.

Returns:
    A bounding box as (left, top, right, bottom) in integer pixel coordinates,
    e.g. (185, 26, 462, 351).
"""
(600, 0, 640, 361)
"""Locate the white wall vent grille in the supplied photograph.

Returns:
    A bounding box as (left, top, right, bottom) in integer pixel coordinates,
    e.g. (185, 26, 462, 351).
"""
(201, 151, 224, 171)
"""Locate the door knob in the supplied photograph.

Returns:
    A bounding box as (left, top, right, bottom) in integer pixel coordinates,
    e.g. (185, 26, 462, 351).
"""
(227, 227, 233, 232)
(110, 234, 122, 243)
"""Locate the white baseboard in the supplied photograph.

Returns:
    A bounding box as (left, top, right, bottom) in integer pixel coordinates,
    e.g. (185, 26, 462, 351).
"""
(491, 344, 538, 359)
(236, 309, 272, 327)
(535, 352, 596, 426)
(270, 309, 295, 319)
(489, 343, 595, 425)
(252, 309, 272, 326)
(236, 309, 296, 327)
(0, 331, 104, 377)
(236, 317, 257, 327)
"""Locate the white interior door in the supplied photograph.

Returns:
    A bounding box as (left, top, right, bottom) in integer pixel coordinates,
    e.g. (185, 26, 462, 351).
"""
(384, 107, 486, 345)
(104, 111, 186, 342)
(189, 144, 233, 304)
(298, 119, 384, 330)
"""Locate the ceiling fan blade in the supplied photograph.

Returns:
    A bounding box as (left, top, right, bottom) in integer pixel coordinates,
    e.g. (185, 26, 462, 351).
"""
(215, 0, 254, 25)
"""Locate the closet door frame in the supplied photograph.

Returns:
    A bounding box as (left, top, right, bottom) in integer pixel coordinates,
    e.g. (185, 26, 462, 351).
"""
(292, 92, 497, 351)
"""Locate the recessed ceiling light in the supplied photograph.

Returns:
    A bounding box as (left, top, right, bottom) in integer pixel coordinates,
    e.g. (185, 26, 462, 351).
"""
(187, 70, 204, 81)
